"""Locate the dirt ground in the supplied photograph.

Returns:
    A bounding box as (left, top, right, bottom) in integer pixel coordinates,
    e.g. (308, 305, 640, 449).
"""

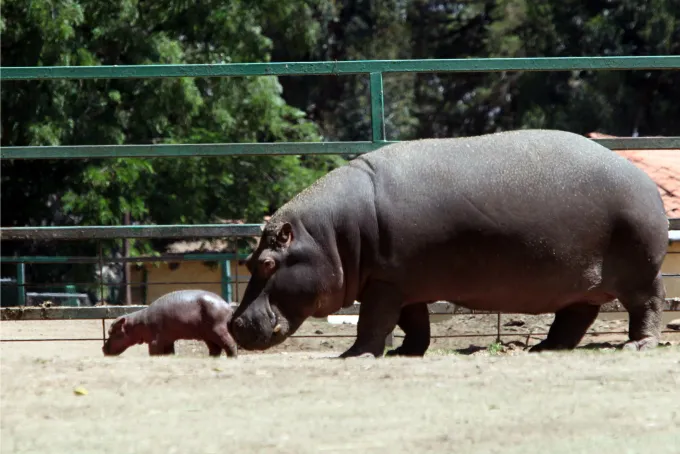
(2, 315, 680, 454)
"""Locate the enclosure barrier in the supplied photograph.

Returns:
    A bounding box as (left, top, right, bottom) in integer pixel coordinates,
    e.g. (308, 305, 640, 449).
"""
(2, 56, 680, 347)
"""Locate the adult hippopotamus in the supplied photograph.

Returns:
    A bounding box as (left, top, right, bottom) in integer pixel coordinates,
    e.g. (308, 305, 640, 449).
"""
(230, 129, 668, 358)
(103, 290, 237, 357)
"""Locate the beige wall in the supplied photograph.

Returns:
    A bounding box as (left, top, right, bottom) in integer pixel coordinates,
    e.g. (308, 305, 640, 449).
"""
(662, 242, 680, 298)
(129, 242, 680, 304)
(131, 260, 251, 304)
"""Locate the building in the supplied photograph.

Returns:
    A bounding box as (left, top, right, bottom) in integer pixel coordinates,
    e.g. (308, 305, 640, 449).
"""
(129, 219, 260, 305)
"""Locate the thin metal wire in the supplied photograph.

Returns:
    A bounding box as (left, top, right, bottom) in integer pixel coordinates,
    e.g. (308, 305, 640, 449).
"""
(3, 330, 677, 343)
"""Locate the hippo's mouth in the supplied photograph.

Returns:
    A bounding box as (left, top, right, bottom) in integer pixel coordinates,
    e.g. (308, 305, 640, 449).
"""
(262, 305, 291, 347)
(230, 303, 299, 351)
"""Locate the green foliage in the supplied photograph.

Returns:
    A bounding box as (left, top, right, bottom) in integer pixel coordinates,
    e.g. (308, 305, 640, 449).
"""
(1, 0, 342, 263)
(487, 341, 503, 355)
(274, 0, 680, 139)
(1, 0, 343, 287)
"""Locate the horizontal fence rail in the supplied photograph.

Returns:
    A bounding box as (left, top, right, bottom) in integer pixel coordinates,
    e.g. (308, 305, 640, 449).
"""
(2, 219, 679, 241)
(3, 56, 680, 81)
(0, 254, 247, 264)
(0, 224, 263, 240)
(3, 138, 680, 160)
(0, 142, 391, 160)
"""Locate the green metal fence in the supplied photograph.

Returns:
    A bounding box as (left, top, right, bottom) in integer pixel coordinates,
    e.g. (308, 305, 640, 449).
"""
(2, 56, 680, 326)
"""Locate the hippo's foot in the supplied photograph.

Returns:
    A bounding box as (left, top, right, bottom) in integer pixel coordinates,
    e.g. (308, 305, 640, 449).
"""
(337, 351, 378, 360)
(622, 337, 659, 351)
(529, 303, 600, 353)
(617, 273, 665, 352)
(528, 341, 573, 353)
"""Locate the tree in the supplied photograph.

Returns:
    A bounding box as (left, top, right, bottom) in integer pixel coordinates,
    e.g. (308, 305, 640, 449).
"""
(485, 0, 680, 135)
(270, 0, 419, 141)
(1, 0, 343, 289)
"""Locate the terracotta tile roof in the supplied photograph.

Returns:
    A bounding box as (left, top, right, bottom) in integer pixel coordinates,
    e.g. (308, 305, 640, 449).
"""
(164, 218, 264, 254)
(587, 132, 680, 217)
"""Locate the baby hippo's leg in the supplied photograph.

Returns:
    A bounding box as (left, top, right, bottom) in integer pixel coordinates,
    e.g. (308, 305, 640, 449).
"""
(148, 338, 174, 356)
(212, 322, 238, 358)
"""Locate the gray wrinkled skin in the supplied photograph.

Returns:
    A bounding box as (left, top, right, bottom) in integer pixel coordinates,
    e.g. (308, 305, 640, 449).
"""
(230, 129, 668, 358)
(103, 290, 237, 358)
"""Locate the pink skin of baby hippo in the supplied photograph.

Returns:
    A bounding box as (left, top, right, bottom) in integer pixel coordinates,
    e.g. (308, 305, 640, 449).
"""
(102, 290, 237, 358)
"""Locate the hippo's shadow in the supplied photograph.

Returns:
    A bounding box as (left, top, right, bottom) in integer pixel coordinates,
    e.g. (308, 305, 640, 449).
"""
(452, 340, 622, 355)
(575, 341, 618, 350)
(452, 340, 677, 355)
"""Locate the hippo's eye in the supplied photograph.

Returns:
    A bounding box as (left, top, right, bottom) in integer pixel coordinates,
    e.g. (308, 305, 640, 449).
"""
(259, 257, 276, 277)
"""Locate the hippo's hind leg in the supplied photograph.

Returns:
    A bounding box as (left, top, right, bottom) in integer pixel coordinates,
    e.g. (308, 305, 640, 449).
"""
(385, 302, 431, 357)
(530, 303, 600, 352)
(618, 273, 665, 351)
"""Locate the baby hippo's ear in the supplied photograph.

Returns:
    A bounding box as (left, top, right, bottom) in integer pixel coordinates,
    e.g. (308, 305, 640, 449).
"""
(110, 317, 127, 335)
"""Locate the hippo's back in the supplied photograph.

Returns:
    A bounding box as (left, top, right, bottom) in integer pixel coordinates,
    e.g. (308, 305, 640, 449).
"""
(361, 130, 656, 208)
(356, 129, 666, 233)
(148, 290, 232, 321)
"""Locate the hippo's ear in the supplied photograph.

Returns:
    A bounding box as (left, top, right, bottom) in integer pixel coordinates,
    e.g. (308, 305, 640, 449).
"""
(276, 222, 293, 248)
(111, 317, 127, 335)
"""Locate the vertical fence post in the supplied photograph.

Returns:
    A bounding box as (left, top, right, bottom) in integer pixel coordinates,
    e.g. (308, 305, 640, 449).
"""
(16, 262, 26, 306)
(98, 242, 105, 304)
(369, 72, 386, 142)
(142, 267, 148, 305)
(496, 312, 502, 344)
(221, 260, 232, 302)
(234, 262, 240, 304)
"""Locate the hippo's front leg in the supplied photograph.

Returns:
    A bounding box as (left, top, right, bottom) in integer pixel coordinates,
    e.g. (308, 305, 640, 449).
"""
(339, 281, 402, 359)
(148, 338, 174, 356)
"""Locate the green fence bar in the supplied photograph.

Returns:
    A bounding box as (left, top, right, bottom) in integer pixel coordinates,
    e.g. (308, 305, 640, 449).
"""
(221, 260, 233, 302)
(2, 56, 680, 81)
(16, 263, 25, 306)
(0, 254, 248, 264)
(0, 224, 264, 241)
(0, 141, 393, 160)
(2, 137, 679, 161)
(370, 73, 386, 142)
(1, 219, 677, 243)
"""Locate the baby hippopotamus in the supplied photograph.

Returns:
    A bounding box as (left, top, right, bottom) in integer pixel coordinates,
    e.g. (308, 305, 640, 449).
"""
(102, 289, 237, 358)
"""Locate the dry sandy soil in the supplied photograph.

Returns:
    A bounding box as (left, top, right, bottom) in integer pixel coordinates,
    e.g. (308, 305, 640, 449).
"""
(2, 315, 680, 454)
